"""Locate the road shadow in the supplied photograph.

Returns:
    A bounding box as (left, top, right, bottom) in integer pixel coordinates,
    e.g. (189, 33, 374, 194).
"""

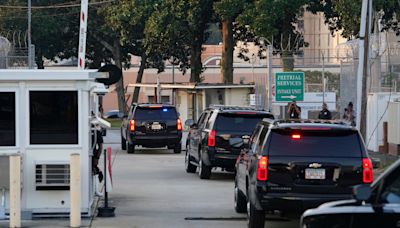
(208, 171, 235, 181)
(123, 147, 182, 155)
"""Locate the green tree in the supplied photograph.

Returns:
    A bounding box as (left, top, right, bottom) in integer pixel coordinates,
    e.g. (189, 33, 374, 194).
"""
(239, 0, 308, 72)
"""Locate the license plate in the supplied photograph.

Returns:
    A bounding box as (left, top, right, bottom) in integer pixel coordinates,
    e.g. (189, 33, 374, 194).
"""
(305, 168, 325, 180)
(151, 124, 162, 130)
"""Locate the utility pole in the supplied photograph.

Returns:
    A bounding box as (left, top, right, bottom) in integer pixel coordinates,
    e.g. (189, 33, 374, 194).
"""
(322, 51, 325, 104)
(28, 0, 33, 69)
(356, 0, 369, 139)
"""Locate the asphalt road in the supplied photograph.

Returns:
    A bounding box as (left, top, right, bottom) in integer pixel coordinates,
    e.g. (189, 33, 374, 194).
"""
(90, 130, 299, 228)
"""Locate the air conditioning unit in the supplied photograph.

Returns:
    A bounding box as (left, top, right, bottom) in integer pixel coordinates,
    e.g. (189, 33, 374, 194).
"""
(35, 162, 70, 191)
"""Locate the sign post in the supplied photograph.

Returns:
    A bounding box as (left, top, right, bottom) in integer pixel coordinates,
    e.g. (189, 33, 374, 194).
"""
(275, 72, 305, 102)
(77, 0, 89, 69)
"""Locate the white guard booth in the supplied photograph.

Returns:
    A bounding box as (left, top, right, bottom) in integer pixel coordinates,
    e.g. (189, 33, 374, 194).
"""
(0, 70, 109, 218)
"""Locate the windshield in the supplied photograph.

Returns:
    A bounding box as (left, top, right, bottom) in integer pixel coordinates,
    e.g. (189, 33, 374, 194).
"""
(134, 107, 178, 120)
(215, 114, 270, 132)
(267, 129, 362, 158)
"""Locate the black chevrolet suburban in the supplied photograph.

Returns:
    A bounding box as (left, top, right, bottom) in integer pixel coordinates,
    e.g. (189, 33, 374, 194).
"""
(185, 105, 274, 179)
(234, 119, 373, 228)
(121, 103, 182, 154)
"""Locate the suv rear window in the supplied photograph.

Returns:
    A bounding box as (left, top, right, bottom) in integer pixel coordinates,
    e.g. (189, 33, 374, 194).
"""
(134, 106, 178, 120)
(267, 129, 362, 158)
(215, 113, 271, 132)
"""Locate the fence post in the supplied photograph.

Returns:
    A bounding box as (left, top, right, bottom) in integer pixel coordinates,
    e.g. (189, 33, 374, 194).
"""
(70, 154, 81, 228)
(9, 154, 21, 228)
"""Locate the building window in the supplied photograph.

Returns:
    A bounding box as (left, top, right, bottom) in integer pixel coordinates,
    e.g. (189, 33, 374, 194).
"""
(30, 91, 78, 144)
(0, 92, 15, 146)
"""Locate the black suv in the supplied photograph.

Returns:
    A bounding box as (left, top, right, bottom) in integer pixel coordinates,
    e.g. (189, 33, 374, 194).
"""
(121, 103, 182, 154)
(301, 158, 400, 228)
(185, 106, 274, 179)
(234, 119, 373, 228)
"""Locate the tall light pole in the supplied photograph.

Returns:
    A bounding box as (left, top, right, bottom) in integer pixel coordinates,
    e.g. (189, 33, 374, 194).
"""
(28, 0, 33, 69)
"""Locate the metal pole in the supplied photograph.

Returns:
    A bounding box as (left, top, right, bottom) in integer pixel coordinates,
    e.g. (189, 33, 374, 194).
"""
(28, 0, 32, 69)
(103, 149, 108, 208)
(356, 0, 368, 130)
(77, 0, 89, 69)
(172, 64, 175, 105)
(267, 45, 273, 112)
(157, 74, 161, 103)
(322, 51, 325, 104)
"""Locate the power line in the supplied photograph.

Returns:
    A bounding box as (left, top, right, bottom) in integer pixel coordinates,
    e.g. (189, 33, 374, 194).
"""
(0, 0, 114, 9)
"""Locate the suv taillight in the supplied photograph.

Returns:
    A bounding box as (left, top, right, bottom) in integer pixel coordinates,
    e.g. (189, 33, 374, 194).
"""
(177, 119, 182, 131)
(207, 130, 216, 147)
(362, 158, 373, 184)
(257, 156, 268, 181)
(129, 120, 135, 132)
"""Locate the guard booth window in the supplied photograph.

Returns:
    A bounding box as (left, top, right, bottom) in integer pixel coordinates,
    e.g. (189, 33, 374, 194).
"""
(30, 91, 78, 144)
(0, 92, 15, 146)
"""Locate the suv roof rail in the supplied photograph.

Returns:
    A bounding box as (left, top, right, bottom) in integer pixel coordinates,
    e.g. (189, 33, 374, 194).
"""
(272, 119, 351, 126)
(208, 104, 265, 111)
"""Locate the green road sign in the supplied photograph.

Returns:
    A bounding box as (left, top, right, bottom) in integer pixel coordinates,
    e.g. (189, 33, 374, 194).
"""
(275, 72, 304, 101)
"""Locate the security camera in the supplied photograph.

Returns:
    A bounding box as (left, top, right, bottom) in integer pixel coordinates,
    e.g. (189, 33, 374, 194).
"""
(93, 86, 108, 96)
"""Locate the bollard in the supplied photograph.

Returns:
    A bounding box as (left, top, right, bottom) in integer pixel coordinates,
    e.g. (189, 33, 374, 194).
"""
(70, 154, 81, 228)
(9, 154, 21, 228)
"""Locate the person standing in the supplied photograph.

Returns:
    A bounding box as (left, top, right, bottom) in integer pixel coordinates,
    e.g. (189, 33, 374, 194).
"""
(318, 102, 332, 120)
(343, 102, 356, 126)
(287, 99, 301, 119)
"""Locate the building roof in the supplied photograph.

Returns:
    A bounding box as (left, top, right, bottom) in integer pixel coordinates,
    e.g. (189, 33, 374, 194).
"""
(0, 69, 106, 81)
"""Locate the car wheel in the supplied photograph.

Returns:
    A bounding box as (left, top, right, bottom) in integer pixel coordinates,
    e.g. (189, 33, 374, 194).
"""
(127, 142, 135, 154)
(198, 153, 211, 179)
(234, 181, 247, 213)
(247, 202, 265, 228)
(121, 135, 126, 150)
(185, 150, 197, 173)
(173, 143, 182, 154)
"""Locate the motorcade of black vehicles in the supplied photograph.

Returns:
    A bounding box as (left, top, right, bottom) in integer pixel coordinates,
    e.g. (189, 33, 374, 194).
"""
(234, 119, 374, 228)
(184, 105, 274, 179)
(301, 158, 400, 228)
(121, 103, 182, 154)
(103, 109, 120, 119)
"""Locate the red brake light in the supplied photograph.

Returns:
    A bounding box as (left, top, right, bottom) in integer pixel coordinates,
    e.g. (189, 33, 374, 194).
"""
(257, 156, 268, 181)
(291, 134, 301, 139)
(177, 119, 182, 131)
(207, 130, 216, 147)
(362, 158, 373, 184)
(129, 120, 135, 132)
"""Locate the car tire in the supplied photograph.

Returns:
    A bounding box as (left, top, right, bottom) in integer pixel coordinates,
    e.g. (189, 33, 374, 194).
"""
(173, 143, 182, 154)
(121, 135, 126, 150)
(185, 150, 197, 173)
(234, 181, 247, 213)
(127, 142, 135, 154)
(198, 153, 211, 179)
(247, 202, 265, 228)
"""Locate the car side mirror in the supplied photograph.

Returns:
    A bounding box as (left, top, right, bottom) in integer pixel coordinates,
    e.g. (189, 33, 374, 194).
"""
(354, 185, 372, 202)
(185, 119, 194, 127)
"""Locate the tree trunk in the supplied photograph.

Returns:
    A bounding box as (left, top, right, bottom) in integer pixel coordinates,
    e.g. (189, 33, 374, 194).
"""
(190, 36, 203, 83)
(281, 50, 294, 72)
(113, 40, 127, 114)
(221, 19, 234, 84)
(132, 53, 147, 104)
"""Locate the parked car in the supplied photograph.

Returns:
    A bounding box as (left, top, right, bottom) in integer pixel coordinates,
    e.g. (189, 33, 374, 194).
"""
(103, 109, 120, 119)
(301, 158, 400, 228)
(121, 103, 182, 154)
(185, 105, 274, 179)
(234, 119, 373, 228)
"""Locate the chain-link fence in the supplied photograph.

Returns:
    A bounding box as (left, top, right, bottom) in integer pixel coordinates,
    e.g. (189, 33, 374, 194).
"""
(0, 47, 35, 69)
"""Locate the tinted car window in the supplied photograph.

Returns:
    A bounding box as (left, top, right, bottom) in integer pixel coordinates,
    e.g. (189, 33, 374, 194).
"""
(30, 91, 78, 144)
(134, 107, 178, 120)
(215, 113, 269, 132)
(0, 92, 15, 146)
(267, 130, 362, 157)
